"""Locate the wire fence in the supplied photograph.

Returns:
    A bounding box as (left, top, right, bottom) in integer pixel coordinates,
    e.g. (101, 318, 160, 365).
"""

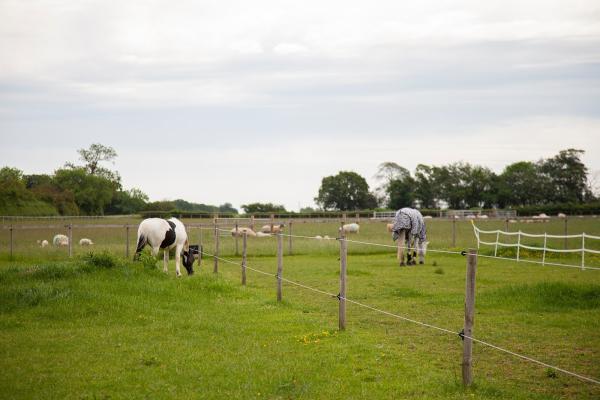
(200, 238, 600, 386)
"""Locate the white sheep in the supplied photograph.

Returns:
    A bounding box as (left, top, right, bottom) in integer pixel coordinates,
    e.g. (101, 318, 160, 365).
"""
(339, 223, 359, 234)
(37, 239, 49, 247)
(230, 227, 257, 237)
(79, 238, 94, 246)
(261, 224, 284, 233)
(558, 213, 567, 218)
(53, 234, 69, 247)
(256, 232, 271, 237)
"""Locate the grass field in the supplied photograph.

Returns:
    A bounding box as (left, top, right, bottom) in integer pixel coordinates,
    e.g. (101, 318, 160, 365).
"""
(1, 217, 599, 399)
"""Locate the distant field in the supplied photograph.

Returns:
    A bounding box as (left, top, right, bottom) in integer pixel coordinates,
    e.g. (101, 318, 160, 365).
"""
(1, 217, 599, 398)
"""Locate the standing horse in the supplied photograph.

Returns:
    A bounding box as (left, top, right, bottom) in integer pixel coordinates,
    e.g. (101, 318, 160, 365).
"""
(391, 208, 428, 266)
(134, 217, 195, 276)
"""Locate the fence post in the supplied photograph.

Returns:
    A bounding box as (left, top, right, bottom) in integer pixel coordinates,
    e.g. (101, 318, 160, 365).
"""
(9, 224, 13, 260)
(288, 220, 293, 255)
(126, 225, 130, 258)
(505, 218, 509, 232)
(516, 231, 521, 262)
(250, 215, 255, 231)
(581, 233, 585, 271)
(564, 217, 568, 250)
(339, 222, 347, 330)
(235, 222, 239, 256)
(270, 214, 274, 234)
(68, 224, 73, 258)
(494, 231, 499, 257)
(542, 233, 547, 266)
(242, 232, 247, 285)
(277, 232, 283, 302)
(214, 218, 219, 274)
(452, 217, 456, 248)
(462, 248, 478, 387)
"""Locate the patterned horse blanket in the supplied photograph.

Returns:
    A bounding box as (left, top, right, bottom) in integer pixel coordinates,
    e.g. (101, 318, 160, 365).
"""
(391, 208, 427, 242)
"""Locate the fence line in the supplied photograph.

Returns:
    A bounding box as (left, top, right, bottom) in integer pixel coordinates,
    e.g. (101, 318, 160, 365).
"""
(199, 248, 600, 386)
(472, 221, 600, 269)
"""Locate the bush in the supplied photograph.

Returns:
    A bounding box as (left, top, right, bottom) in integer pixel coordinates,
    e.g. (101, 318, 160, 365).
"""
(82, 251, 123, 269)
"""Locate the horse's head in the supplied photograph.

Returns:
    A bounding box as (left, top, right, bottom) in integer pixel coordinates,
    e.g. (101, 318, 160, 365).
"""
(182, 244, 201, 275)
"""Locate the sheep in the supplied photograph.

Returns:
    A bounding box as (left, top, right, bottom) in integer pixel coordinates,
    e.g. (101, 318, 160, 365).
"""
(53, 234, 69, 247)
(37, 239, 49, 247)
(256, 232, 271, 237)
(134, 217, 195, 276)
(558, 213, 567, 218)
(79, 238, 94, 246)
(230, 227, 257, 237)
(390, 207, 427, 266)
(339, 223, 359, 234)
(314, 235, 323, 240)
(261, 224, 284, 233)
(386, 223, 394, 233)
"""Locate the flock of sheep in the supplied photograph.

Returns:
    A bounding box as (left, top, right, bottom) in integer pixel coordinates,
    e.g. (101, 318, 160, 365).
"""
(229, 222, 361, 238)
(37, 235, 94, 248)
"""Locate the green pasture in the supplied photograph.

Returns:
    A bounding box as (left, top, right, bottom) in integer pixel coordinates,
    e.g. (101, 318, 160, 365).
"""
(1, 217, 599, 398)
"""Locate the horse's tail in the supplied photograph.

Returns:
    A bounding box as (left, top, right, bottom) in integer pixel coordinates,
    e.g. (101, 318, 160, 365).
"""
(133, 233, 147, 260)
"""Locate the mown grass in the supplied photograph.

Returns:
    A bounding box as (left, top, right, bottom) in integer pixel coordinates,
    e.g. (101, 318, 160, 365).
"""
(0, 246, 599, 399)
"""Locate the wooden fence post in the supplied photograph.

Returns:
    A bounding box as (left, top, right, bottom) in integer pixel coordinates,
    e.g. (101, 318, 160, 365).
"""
(493, 231, 499, 257)
(288, 220, 293, 255)
(126, 225, 130, 258)
(462, 248, 478, 387)
(235, 222, 239, 256)
(452, 217, 456, 248)
(339, 222, 347, 330)
(9, 224, 13, 260)
(68, 223, 73, 258)
(242, 232, 247, 285)
(277, 232, 283, 302)
(250, 215, 255, 231)
(214, 218, 219, 274)
(542, 233, 547, 266)
(270, 214, 275, 234)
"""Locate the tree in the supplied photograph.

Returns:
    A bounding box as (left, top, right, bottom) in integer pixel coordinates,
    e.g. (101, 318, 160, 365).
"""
(315, 171, 377, 211)
(77, 143, 118, 175)
(539, 149, 590, 203)
(497, 162, 548, 207)
(218, 203, 238, 214)
(387, 176, 415, 209)
(53, 167, 116, 215)
(374, 162, 410, 205)
(241, 203, 287, 214)
(413, 164, 437, 208)
(105, 188, 149, 215)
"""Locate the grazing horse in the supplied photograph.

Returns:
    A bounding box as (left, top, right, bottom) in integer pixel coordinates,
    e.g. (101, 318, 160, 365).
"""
(134, 217, 195, 276)
(391, 208, 428, 266)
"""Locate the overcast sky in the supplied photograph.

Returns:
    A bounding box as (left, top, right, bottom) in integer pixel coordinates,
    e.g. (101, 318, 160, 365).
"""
(1, 0, 599, 211)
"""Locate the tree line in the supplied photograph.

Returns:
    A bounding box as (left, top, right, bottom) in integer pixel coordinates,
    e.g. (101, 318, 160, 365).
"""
(0, 144, 237, 216)
(1, 146, 596, 216)
(314, 149, 596, 211)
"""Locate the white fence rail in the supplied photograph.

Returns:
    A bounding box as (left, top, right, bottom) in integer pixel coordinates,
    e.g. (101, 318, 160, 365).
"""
(471, 221, 600, 269)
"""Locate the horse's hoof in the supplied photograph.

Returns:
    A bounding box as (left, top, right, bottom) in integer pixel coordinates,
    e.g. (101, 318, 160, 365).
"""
(419, 261, 424, 265)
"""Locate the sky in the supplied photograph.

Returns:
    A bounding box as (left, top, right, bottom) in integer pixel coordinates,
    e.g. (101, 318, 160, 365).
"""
(1, 0, 599, 211)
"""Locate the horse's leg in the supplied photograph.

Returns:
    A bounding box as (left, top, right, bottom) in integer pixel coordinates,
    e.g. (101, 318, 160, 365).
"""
(418, 238, 425, 264)
(175, 244, 182, 277)
(399, 230, 406, 266)
(163, 247, 169, 273)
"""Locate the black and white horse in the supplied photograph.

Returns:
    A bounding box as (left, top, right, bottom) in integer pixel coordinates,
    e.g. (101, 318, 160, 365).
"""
(391, 208, 428, 266)
(134, 217, 195, 276)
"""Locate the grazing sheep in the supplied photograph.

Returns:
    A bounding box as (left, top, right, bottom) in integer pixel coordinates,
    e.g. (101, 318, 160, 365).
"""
(38, 239, 49, 247)
(53, 234, 69, 247)
(134, 217, 194, 276)
(230, 227, 257, 237)
(261, 224, 284, 233)
(391, 208, 427, 266)
(558, 213, 567, 218)
(339, 223, 359, 234)
(256, 232, 271, 237)
(79, 238, 94, 246)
